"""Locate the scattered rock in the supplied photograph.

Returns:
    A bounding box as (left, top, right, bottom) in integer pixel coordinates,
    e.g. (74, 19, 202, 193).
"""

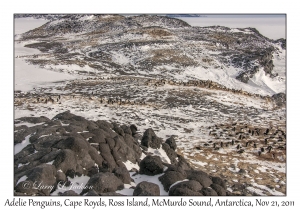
(201, 187, 218, 196)
(139, 155, 164, 175)
(59, 190, 79, 196)
(186, 170, 213, 188)
(210, 183, 227, 196)
(169, 180, 202, 196)
(158, 171, 186, 191)
(165, 136, 177, 150)
(133, 181, 160, 196)
(114, 167, 131, 184)
(141, 128, 162, 149)
(81, 172, 124, 195)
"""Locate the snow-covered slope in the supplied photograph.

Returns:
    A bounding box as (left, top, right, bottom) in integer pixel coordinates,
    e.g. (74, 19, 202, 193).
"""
(14, 15, 286, 196)
(16, 14, 286, 96)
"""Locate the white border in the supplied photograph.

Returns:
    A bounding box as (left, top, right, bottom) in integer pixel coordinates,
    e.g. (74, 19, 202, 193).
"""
(2, 0, 298, 209)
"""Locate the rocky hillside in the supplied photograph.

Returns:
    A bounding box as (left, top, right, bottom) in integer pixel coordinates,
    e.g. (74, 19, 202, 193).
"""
(17, 14, 286, 96)
(15, 111, 239, 196)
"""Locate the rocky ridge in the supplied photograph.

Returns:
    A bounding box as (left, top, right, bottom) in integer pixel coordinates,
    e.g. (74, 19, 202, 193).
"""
(15, 111, 250, 196)
(16, 14, 286, 95)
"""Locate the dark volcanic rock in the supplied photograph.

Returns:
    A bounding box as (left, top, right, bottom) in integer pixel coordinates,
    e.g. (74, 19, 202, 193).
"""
(164, 164, 186, 177)
(141, 128, 162, 149)
(56, 170, 67, 183)
(201, 187, 218, 196)
(212, 176, 226, 189)
(121, 125, 132, 136)
(81, 172, 124, 195)
(165, 136, 177, 150)
(99, 192, 124, 196)
(232, 183, 246, 191)
(53, 149, 77, 173)
(16, 116, 50, 124)
(130, 124, 138, 135)
(272, 92, 286, 107)
(139, 155, 164, 175)
(112, 123, 125, 136)
(176, 155, 192, 171)
(59, 190, 79, 196)
(84, 189, 99, 196)
(169, 187, 203, 196)
(169, 180, 203, 196)
(114, 167, 131, 184)
(210, 183, 227, 196)
(158, 171, 186, 191)
(133, 181, 160, 196)
(14, 111, 232, 197)
(14, 127, 35, 145)
(15, 164, 56, 195)
(161, 143, 177, 164)
(186, 170, 213, 188)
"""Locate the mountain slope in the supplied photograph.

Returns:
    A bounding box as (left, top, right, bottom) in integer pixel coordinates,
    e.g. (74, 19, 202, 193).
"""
(18, 14, 285, 96)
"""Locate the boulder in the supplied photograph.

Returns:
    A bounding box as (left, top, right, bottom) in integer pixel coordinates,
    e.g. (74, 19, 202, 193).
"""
(121, 125, 132, 136)
(139, 156, 164, 176)
(80, 172, 124, 195)
(212, 176, 226, 189)
(201, 187, 218, 196)
(59, 190, 79, 196)
(169, 180, 203, 196)
(15, 164, 56, 195)
(99, 192, 124, 196)
(231, 183, 246, 191)
(165, 136, 177, 150)
(169, 187, 203, 196)
(84, 189, 99, 196)
(130, 124, 138, 135)
(158, 171, 186, 191)
(112, 123, 125, 136)
(210, 183, 227, 196)
(161, 143, 177, 164)
(141, 128, 162, 149)
(176, 155, 192, 171)
(17, 116, 50, 124)
(114, 167, 131, 184)
(186, 170, 213, 188)
(56, 170, 67, 184)
(53, 149, 77, 173)
(89, 130, 106, 143)
(133, 181, 160, 196)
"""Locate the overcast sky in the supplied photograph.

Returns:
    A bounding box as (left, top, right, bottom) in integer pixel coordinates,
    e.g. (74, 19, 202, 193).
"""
(176, 14, 286, 40)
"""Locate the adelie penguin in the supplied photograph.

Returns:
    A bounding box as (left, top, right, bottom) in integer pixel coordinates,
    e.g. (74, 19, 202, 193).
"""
(267, 146, 272, 153)
(265, 138, 268, 145)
